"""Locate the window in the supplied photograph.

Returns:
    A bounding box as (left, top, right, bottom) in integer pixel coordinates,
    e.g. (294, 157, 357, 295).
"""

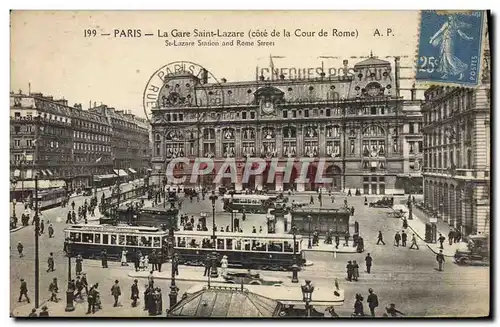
(304, 110, 309, 118)
(409, 123, 414, 134)
(26, 139, 32, 147)
(242, 112, 247, 119)
(292, 110, 297, 118)
(95, 234, 101, 244)
(102, 234, 109, 245)
(282, 110, 288, 119)
(153, 237, 160, 247)
(14, 139, 20, 147)
(370, 107, 377, 115)
(118, 235, 125, 245)
(326, 108, 331, 116)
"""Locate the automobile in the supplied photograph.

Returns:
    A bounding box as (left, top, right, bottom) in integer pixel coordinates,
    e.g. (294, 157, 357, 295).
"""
(222, 270, 283, 286)
(369, 196, 394, 208)
(83, 187, 93, 196)
(454, 234, 489, 266)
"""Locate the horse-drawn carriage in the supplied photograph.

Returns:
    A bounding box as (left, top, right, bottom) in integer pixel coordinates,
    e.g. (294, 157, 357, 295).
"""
(369, 196, 394, 208)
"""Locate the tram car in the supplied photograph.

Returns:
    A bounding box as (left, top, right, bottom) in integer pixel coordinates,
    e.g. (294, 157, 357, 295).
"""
(64, 224, 171, 261)
(173, 230, 306, 271)
(222, 194, 279, 214)
(291, 208, 351, 236)
(37, 188, 67, 210)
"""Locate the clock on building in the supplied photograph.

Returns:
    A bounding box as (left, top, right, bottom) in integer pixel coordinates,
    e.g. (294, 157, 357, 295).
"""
(366, 82, 382, 97)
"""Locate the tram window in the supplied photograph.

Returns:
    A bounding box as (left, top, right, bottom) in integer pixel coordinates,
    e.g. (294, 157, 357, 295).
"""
(217, 239, 224, 250)
(268, 240, 283, 252)
(284, 241, 293, 252)
(178, 237, 186, 247)
(162, 236, 169, 247)
(82, 233, 93, 243)
(71, 232, 81, 242)
(102, 234, 109, 245)
(126, 235, 138, 246)
(226, 239, 233, 250)
(111, 235, 117, 245)
(189, 238, 200, 248)
(244, 239, 251, 251)
(235, 239, 242, 250)
(118, 235, 125, 245)
(153, 237, 160, 247)
(94, 234, 101, 244)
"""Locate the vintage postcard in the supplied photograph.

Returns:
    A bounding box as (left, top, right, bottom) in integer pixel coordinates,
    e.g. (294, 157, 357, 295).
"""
(9, 10, 490, 318)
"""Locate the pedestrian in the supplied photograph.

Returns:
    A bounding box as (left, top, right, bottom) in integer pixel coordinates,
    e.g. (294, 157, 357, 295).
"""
(28, 308, 37, 317)
(150, 250, 157, 271)
(377, 231, 385, 245)
(148, 271, 154, 288)
(75, 276, 84, 300)
(49, 277, 58, 302)
(335, 234, 340, 249)
(346, 261, 353, 281)
(401, 231, 407, 247)
(40, 220, 45, 234)
(353, 293, 364, 316)
(455, 230, 462, 243)
(438, 234, 446, 249)
(39, 306, 49, 317)
(409, 234, 419, 250)
(172, 253, 179, 276)
(131, 279, 140, 307)
(47, 252, 55, 272)
(81, 273, 89, 296)
(71, 201, 75, 211)
(134, 250, 141, 272)
(310, 195, 314, 205)
(259, 226, 263, 233)
(86, 285, 95, 314)
(48, 223, 54, 238)
(121, 248, 129, 266)
(354, 221, 359, 234)
(154, 287, 163, 315)
(385, 303, 405, 316)
(347, 189, 352, 197)
(101, 249, 108, 268)
(436, 249, 445, 271)
(220, 255, 228, 277)
(448, 229, 454, 246)
(111, 280, 121, 307)
(365, 253, 373, 273)
(157, 252, 163, 272)
(18, 278, 30, 303)
(394, 232, 401, 247)
(364, 196, 368, 206)
(203, 254, 211, 276)
(402, 218, 408, 229)
(367, 288, 379, 317)
(351, 206, 356, 217)
(17, 242, 24, 258)
(252, 226, 256, 233)
(344, 230, 350, 246)
(352, 260, 360, 281)
(76, 254, 83, 275)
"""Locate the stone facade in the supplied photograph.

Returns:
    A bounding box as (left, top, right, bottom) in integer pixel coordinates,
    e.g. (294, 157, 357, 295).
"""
(150, 56, 423, 194)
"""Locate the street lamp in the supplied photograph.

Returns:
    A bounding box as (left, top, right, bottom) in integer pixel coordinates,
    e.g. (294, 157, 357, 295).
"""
(169, 228, 179, 310)
(307, 215, 312, 249)
(291, 225, 299, 283)
(34, 174, 40, 308)
(230, 190, 235, 232)
(65, 239, 75, 312)
(301, 280, 315, 317)
(209, 191, 219, 279)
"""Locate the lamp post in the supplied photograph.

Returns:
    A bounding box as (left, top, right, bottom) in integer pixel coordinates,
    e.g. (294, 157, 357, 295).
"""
(291, 225, 299, 283)
(168, 226, 179, 310)
(34, 174, 40, 308)
(307, 215, 312, 249)
(65, 239, 75, 312)
(301, 280, 315, 317)
(209, 191, 219, 278)
(230, 190, 235, 232)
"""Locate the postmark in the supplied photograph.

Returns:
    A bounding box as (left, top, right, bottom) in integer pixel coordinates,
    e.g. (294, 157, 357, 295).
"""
(416, 10, 485, 86)
(142, 61, 224, 144)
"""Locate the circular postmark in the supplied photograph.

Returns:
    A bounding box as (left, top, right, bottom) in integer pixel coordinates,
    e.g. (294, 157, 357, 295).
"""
(143, 61, 225, 144)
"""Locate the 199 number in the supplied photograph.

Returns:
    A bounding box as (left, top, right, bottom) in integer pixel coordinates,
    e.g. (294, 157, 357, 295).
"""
(84, 29, 97, 37)
(419, 56, 437, 74)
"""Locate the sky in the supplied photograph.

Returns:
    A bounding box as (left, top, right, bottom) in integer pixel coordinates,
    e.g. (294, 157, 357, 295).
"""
(11, 10, 423, 118)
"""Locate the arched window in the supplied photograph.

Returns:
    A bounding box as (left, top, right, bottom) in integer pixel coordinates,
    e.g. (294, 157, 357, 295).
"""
(261, 127, 276, 158)
(241, 128, 256, 158)
(282, 126, 297, 157)
(222, 128, 235, 158)
(362, 125, 386, 157)
(304, 126, 319, 158)
(203, 128, 216, 157)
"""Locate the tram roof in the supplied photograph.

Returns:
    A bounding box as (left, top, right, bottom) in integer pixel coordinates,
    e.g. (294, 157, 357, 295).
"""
(64, 224, 164, 233)
(222, 194, 277, 200)
(291, 207, 351, 214)
(174, 230, 303, 239)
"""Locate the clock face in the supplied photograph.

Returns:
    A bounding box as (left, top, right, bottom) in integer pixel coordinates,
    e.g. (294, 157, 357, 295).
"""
(262, 101, 274, 114)
(366, 84, 381, 97)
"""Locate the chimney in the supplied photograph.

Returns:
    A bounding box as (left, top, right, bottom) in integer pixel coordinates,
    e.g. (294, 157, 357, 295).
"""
(411, 83, 416, 101)
(343, 60, 348, 76)
(394, 56, 401, 98)
(94, 101, 97, 107)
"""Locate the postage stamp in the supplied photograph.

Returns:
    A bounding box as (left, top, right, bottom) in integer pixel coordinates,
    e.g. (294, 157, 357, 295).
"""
(416, 10, 485, 86)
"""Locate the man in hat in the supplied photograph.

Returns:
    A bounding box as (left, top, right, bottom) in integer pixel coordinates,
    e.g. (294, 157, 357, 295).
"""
(111, 280, 121, 307)
(18, 278, 30, 303)
(401, 231, 407, 247)
(367, 288, 379, 317)
(409, 234, 419, 250)
(220, 254, 228, 277)
(438, 234, 446, 249)
(365, 253, 373, 274)
(131, 279, 140, 307)
(148, 271, 155, 288)
(81, 273, 89, 296)
(394, 232, 401, 247)
(17, 242, 24, 258)
(436, 249, 446, 272)
(75, 276, 84, 300)
(346, 261, 353, 282)
(48, 223, 54, 238)
(172, 253, 179, 276)
(47, 252, 55, 272)
(101, 249, 108, 268)
(49, 277, 58, 302)
(28, 308, 37, 317)
(376, 231, 386, 245)
(203, 254, 211, 277)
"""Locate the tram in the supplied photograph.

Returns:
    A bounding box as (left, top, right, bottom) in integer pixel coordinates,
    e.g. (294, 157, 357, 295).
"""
(222, 194, 282, 214)
(64, 224, 170, 260)
(37, 188, 67, 210)
(173, 230, 305, 271)
(291, 207, 351, 236)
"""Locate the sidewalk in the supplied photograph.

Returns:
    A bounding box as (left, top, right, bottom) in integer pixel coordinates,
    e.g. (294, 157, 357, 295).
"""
(128, 262, 311, 285)
(392, 204, 467, 257)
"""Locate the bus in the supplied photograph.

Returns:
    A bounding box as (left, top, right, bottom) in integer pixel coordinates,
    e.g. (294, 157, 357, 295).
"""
(64, 224, 171, 261)
(222, 194, 284, 214)
(37, 188, 67, 210)
(173, 230, 305, 271)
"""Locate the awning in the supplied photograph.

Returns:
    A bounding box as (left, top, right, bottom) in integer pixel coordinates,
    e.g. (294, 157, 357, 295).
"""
(94, 174, 117, 181)
(113, 169, 119, 175)
(46, 169, 53, 176)
(39, 170, 46, 176)
(118, 169, 128, 177)
(128, 168, 137, 174)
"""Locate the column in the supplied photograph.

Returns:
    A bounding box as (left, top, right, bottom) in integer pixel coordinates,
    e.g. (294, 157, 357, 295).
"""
(215, 128, 222, 158)
(318, 125, 325, 157)
(461, 187, 472, 236)
(276, 127, 283, 158)
(235, 164, 243, 191)
(255, 126, 261, 158)
(297, 125, 303, 157)
(235, 128, 241, 158)
(449, 186, 456, 227)
(443, 185, 449, 224)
